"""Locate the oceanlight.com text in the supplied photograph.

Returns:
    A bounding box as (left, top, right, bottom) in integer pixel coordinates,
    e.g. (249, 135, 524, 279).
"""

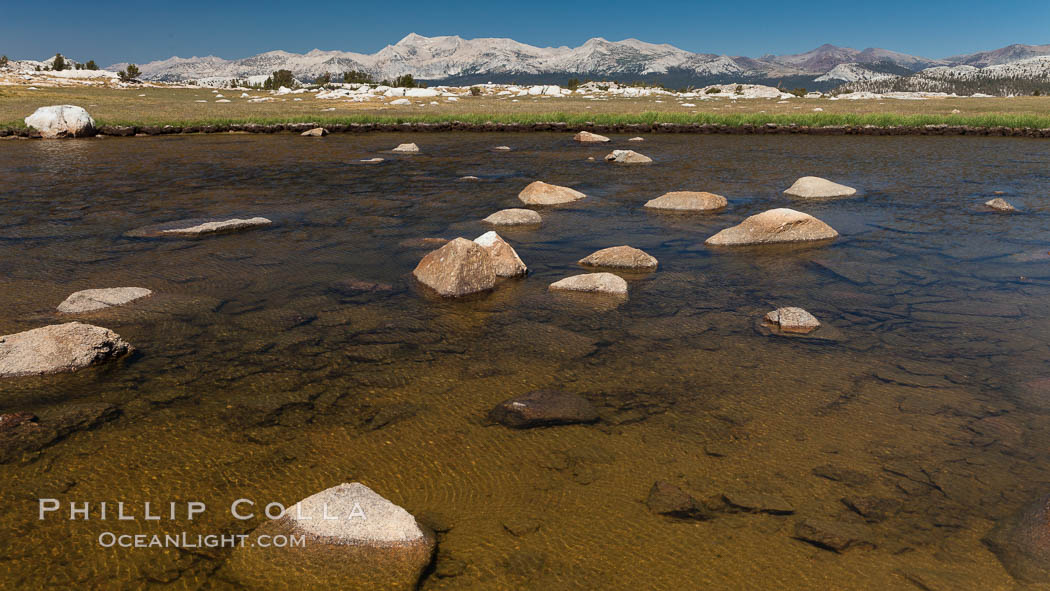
(97, 532, 305, 548)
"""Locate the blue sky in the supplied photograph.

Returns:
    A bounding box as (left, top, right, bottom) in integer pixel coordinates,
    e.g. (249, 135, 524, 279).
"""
(5, 0, 1049, 65)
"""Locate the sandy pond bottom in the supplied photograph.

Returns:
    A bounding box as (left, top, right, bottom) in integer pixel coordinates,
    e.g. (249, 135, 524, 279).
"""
(1, 133, 1050, 589)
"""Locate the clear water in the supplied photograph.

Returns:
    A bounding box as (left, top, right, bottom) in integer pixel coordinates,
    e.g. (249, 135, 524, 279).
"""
(2, 133, 1050, 589)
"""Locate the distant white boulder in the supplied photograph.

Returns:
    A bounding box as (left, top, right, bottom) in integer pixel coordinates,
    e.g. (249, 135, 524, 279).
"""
(24, 105, 96, 138)
(389, 98, 411, 105)
(405, 87, 440, 97)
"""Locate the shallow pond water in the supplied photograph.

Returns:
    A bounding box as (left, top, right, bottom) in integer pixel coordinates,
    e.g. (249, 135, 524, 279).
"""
(2, 132, 1050, 589)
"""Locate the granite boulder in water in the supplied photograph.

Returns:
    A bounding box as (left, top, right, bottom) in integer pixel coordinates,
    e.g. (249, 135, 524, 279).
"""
(705, 208, 838, 246)
(412, 238, 496, 297)
(228, 482, 435, 590)
(57, 287, 153, 313)
(0, 323, 133, 377)
(488, 390, 599, 428)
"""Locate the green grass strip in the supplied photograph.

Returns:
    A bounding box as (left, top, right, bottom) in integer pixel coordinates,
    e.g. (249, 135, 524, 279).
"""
(5, 111, 1050, 130)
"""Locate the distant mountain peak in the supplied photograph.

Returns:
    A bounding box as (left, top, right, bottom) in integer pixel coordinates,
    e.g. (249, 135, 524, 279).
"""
(111, 34, 1049, 90)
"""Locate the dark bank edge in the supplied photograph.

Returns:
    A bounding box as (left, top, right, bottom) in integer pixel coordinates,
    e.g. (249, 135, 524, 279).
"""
(4, 121, 1050, 138)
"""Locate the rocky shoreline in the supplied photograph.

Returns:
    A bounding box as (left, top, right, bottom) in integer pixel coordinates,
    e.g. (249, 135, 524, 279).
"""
(3, 121, 1050, 138)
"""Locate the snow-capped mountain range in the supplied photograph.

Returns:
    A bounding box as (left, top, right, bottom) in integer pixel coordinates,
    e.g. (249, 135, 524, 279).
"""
(101, 35, 1050, 89)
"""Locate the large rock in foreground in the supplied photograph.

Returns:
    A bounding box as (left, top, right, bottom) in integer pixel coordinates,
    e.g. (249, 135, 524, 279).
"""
(0, 323, 133, 377)
(578, 245, 658, 270)
(483, 208, 542, 226)
(783, 176, 857, 199)
(24, 105, 97, 138)
(984, 494, 1050, 583)
(488, 390, 599, 428)
(474, 231, 527, 277)
(518, 181, 585, 205)
(228, 482, 435, 590)
(605, 150, 653, 164)
(412, 238, 496, 297)
(645, 191, 727, 212)
(573, 131, 610, 143)
(705, 208, 838, 246)
(58, 287, 153, 314)
(549, 272, 628, 295)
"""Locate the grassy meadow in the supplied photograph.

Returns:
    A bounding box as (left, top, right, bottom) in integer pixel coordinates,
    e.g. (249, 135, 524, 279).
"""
(2, 85, 1050, 129)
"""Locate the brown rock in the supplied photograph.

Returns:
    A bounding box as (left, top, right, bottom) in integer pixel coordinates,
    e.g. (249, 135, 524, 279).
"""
(783, 176, 857, 199)
(705, 208, 838, 246)
(986, 198, 1018, 212)
(0, 323, 133, 377)
(518, 181, 585, 205)
(488, 390, 599, 428)
(578, 245, 658, 270)
(482, 208, 542, 226)
(300, 127, 328, 137)
(645, 191, 727, 212)
(549, 272, 628, 295)
(57, 287, 152, 313)
(474, 231, 527, 277)
(412, 238, 496, 297)
(765, 307, 821, 334)
(605, 149, 653, 164)
(573, 131, 610, 142)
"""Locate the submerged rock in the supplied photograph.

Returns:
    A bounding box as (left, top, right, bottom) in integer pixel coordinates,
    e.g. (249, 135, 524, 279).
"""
(705, 208, 838, 246)
(229, 482, 435, 590)
(518, 181, 585, 205)
(483, 208, 542, 226)
(133, 217, 273, 237)
(412, 238, 496, 297)
(647, 481, 711, 520)
(300, 127, 328, 137)
(360, 157, 385, 164)
(764, 307, 821, 334)
(793, 519, 873, 553)
(24, 105, 96, 138)
(628, 136, 645, 142)
(57, 287, 153, 313)
(645, 191, 727, 212)
(605, 149, 652, 164)
(0, 403, 119, 463)
(549, 272, 628, 295)
(493, 145, 512, 151)
(986, 197, 1018, 212)
(721, 491, 795, 515)
(984, 494, 1050, 583)
(392, 143, 420, 153)
(488, 390, 599, 428)
(0, 322, 133, 377)
(474, 231, 527, 277)
(573, 131, 610, 143)
(784, 176, 857, 199)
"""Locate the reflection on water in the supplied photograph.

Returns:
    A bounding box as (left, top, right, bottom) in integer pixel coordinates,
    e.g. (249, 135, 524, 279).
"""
(1, 133, 1050, 589)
